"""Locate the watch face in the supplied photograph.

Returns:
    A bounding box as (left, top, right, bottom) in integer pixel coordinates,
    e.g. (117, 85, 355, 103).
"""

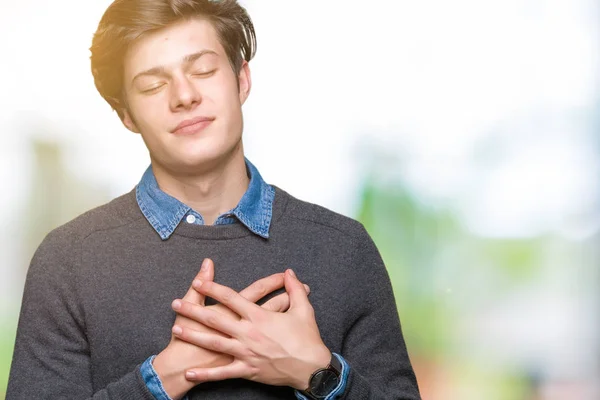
(310, 369, 339, 398)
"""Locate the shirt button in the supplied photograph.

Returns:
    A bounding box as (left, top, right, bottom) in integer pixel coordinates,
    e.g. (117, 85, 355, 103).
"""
(186, 215, 196, 224)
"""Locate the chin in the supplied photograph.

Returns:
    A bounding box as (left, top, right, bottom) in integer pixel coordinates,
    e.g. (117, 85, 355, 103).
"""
(173, 150, 231, 172)
(159, 137, 242, 171)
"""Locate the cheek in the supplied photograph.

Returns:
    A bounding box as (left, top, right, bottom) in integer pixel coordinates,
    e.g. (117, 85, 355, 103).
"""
(130, 97, 166, 129)
(212, 82, 243, 123)
(208, 69, 241, 104)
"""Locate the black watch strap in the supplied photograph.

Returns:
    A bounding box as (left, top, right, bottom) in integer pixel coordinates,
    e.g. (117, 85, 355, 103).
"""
(301, 354, 343, 400)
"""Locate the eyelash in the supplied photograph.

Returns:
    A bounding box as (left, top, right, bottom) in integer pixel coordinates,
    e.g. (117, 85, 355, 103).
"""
(141, 84, 165, 94)
(139, 70, 216, 94)
(192, 69, 216, 77)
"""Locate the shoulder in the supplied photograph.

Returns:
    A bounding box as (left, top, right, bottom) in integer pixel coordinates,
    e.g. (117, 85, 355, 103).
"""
(272, 187, 389, 300)
(23, 190, 143, 290)
(37, 189, 143, 256)
(273, 186, 370, 243)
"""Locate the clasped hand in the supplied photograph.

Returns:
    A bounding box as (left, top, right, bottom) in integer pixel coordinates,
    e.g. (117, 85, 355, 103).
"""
(153, 258, 315, 399)
(170, 259, 331, 391)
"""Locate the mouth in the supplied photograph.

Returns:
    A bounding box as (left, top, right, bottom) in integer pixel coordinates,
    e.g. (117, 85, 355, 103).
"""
(171, 116, 215, 136)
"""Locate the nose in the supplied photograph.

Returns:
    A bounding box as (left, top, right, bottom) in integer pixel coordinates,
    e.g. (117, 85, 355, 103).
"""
(169, 75, 202, 112)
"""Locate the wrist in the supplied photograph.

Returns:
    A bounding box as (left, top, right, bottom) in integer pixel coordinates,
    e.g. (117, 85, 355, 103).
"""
(290, 346, 332, 391)
(153, 349, 196, 399)
(298, 353, 345, 400)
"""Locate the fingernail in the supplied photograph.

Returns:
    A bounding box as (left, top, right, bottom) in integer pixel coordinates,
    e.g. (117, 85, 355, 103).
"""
(186, 371, 196, 379)
(193, 280, 203, 289)
(305, 284, 311, 294)
(200, 259, 208, 271)
(172, 300, 182, 310)
(172, 325, 182, 335)
(288, 269, 296, 278)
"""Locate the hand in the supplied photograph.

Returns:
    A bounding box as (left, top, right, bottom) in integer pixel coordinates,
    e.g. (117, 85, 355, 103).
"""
(154, 259, 310, 399)
(171, 269, 331, 391)
(153, 258, 223, 400)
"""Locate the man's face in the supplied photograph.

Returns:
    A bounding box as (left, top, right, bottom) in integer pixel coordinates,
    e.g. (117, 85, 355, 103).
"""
(122, 18, 251, 174)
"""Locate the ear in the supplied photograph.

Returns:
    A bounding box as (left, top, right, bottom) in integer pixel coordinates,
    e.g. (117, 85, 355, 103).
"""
(238, 60, 252, 105)
(121, 108, 141, 134)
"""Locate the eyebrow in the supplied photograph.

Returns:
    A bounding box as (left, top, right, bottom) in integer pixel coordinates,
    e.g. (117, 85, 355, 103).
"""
(130, 50, 218, 86)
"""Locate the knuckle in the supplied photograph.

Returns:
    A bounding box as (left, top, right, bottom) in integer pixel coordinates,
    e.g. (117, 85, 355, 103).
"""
(202, 281, 214, 292)
(210, 338, 222, 351)
(206, 314, 218, 327)
(262, 274, 282, 291)
(221, 288, 235, 304)
(248, 309, 263, 323)
(246, 327, 264, 343)
(267, 298, 284, 313)
(241, 347, 254, 359)
(249, 365, 260, 379)
(279, 299, 291, 312)
(216, 370, 228, 381)
(271, 273, 285, 286)
(253, 282, 266, 298)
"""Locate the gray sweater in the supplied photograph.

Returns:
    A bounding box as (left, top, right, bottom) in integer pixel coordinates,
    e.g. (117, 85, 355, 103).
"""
(7, 186, 421, 399)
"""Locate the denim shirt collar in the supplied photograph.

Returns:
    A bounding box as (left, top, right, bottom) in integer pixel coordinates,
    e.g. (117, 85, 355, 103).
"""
(136, 158, 275, 240)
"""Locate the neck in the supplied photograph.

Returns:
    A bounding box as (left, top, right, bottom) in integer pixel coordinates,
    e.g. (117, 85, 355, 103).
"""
(151, 146, 249, 225)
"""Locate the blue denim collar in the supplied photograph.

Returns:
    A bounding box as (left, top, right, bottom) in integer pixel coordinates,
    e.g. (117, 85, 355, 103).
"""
(136, 158, 275, 240)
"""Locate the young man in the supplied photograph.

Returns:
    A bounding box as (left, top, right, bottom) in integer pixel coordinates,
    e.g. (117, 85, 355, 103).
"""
(7, 1, 421, 399)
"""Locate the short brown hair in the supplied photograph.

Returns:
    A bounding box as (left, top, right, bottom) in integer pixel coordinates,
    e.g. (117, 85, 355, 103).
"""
(90, 0, 256, 120)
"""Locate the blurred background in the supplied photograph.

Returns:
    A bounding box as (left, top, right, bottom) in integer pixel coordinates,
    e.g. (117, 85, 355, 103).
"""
(1, 0, 599, 399)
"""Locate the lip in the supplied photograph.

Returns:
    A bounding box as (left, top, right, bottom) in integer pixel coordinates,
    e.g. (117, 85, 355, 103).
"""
(171, 116, 215, 135)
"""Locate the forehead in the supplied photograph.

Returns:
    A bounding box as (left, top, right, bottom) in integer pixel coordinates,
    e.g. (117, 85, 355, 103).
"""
(124, 18, 225, 77)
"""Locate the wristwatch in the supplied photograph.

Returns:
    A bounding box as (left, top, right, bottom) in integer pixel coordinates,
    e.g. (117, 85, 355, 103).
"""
(300, 354, 342, 399)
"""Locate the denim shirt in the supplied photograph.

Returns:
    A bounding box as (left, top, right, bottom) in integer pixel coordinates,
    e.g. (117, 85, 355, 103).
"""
(136, 158, 274, 240)
(136, 158, 349, 400)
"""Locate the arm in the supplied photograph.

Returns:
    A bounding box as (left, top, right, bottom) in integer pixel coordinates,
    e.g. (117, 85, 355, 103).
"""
(6, 230, 156, 400)
(337, 225, 421, 399)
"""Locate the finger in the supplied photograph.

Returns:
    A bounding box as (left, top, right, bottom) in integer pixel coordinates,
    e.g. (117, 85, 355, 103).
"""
(171, 325, 244, 357)
(238, 273, 285, 303)
(303, 284, 310, 295)
(202, 258, 215, 281)
(285, 269, 310, 310)
(238, 273, 309, 305)
(185, 360, 248, 383)
(193, 280, 259, 320)
(183, 258, 214, 305)
(173, 299, 241, 337)
(261, 284, 310, 313)
(261, 293, 290, 312)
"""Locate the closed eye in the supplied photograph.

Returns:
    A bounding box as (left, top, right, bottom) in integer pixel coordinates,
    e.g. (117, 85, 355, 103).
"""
(140, 84, 165, 94)
(192, 69, 217, 78)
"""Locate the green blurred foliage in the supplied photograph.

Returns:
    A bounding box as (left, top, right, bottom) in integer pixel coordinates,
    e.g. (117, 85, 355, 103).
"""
(0, 321, 16, 400)
(357, 179, 458, 357)
(355, 176, 550, 398)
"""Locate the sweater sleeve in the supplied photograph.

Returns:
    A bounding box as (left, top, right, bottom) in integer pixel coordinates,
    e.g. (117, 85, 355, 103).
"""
(6, 229, 157, 400)
(339, 225, 422, 400)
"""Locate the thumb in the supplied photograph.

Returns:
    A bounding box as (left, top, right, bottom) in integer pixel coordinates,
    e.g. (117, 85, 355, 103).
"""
(284, 269, 309, 310)
(182, 258, 214, 305)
